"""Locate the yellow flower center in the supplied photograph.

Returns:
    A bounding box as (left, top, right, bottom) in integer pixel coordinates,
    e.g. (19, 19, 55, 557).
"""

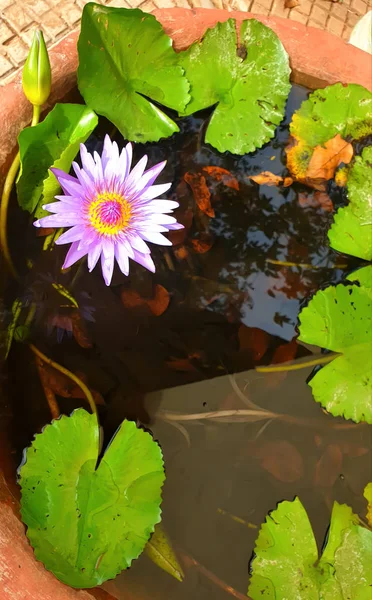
(88, 192, 132, 236)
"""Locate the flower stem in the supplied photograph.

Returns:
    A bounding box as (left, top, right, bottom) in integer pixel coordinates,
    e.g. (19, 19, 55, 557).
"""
(29, 343, 97, 415)
(255, 352, 340, 373)
(0, 104, 41, 279)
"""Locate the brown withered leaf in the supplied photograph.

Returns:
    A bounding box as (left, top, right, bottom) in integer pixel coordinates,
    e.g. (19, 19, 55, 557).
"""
(120, 289, 146, 310)
(184, 172, 214, 217)
(202, 166, 239, 191)
(191, 232, 214, 254)
(250, 171, 293, 187)
(265, 338, 298, 389)
(71, 311, 92, 348)
(166, 358, 197, 372)
(238, 325, 270, 360)
(146, 285, 170, 317)
(168, 208, 193, 246)
(36, 227, 55, 237)
(40, 363, 105, 406)
(298, 191, 333, 213)
(285, 0, 299, 7)
(306, 134, 353, 186)
(254, 440, 304, 483)
(174, 246, 189, 261)
(121, 285, 170, 317)
(313, 444, 343, 488)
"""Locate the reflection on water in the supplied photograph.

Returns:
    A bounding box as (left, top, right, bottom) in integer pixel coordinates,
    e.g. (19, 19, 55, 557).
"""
(2, 84, 370, 598)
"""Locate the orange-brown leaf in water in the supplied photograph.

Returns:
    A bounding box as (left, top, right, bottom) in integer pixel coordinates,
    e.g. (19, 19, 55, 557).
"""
(71, 311, 92, 348)
(254, 440, 304, 483)
(313, 444, 343, 488)
(191, 233, 214, 254)
(298, 191, 333, 212)
(40, 364, 105, 405)
(306, 134, 353, 183)
(202, 166, 239, 190)
(168, 208, 193, 246)
(338, 442, 369, 458)
(146, 284, 170, 317)
(174, 246, 189, 261)
(36, 227, 55, 237)
(283, 177, 293, 187)
(166, 358, 197, 372)
(120, 289, 146, 309)
(250, 171, 285, 186)
(238, 325, 270, 360)
(184, 172, 214, 217)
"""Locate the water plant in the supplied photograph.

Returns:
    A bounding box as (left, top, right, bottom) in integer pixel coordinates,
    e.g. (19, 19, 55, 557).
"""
(0, 4, 371, 597)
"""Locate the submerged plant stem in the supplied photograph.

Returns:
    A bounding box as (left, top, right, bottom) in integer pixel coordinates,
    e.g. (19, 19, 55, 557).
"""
(29, 343, 97, 415)
(0, 105, 41, 279)
(256, 352, 340, 373)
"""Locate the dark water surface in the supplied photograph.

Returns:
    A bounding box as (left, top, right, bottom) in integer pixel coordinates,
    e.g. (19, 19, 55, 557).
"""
(2, 84, 371, 599)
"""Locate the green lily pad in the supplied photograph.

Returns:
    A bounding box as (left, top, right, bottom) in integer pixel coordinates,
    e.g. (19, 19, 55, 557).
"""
(364, 482, 372, 527)
(328, 205, 372, 261)
(298, 284, 372, 423)
(347, 146, 372, 226)
(347, 265, 372, 288)
(19, 409, 165, 588)
(287, 84, 372, 180)
(78, 4, 189, 142)
(248, 496, 372, 599)
(178, 18, 290, 154)
(17, 103, 98, 218)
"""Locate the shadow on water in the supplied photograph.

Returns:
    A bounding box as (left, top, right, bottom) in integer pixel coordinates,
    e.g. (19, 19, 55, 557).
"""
(1, 84, 370, 599)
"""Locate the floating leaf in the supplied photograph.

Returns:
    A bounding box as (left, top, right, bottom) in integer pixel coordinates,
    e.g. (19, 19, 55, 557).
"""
(347, 265, 372, 288)
(17, 104, 98, 217)
(328, 146, 372, 259)
(298, 284, 372, 423)
(178, 19, 290, 154)
(286, 83, 372, 187)
(184, 172, 214, 217)
(304, 134, 353, 189)
(78, 5, 189, 142)
(145, 523, 184, 582)
(346, 146, 372, 225)
(250, 171, 292, 187)
(248, 497, 372, 599)
(71, 311, 93, 349)
(328, 205, 372, 260)
(238, 325, 269, 360)
(19, 409, 164, 588)
(364, 483, 372, 527)
(202, 166, 239, 190)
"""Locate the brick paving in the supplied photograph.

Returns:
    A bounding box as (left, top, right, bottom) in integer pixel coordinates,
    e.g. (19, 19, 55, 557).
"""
(0, 0, 371, 82)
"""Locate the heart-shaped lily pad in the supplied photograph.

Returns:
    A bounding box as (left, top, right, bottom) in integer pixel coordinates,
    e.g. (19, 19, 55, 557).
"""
(298, 283, 372, 423)
(78, 4, 189, 142)
(17, 103, 98, 217)
(19, 409, 165, 588)
(178, 18, 291, 154)
(287, 84, 372, 183)
(248, 496, 372, 599)
(347, 264, 372, 288)
(328, 146, 372, 260)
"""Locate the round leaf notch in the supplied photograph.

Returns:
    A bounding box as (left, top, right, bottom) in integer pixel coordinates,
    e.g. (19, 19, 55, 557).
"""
(178, 18, 291, 154)
(19, 409, 165, 588)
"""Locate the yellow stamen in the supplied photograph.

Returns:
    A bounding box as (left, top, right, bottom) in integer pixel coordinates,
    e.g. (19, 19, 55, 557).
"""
(88, 192, 131, 236)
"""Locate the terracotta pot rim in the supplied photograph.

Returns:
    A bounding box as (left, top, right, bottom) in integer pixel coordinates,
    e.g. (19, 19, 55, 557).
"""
(1, 7, 371, 180)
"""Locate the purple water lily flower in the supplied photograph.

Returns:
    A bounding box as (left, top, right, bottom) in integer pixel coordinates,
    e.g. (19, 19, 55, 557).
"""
(34, 135, 183, 285)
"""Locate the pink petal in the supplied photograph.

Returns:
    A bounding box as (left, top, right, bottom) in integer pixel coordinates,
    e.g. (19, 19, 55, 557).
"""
(87, 242, 102, 271)
(101, 252, 115, 286)
(140, 231, 172, 246)
(125, 155, 148, 193)
(138, 183, 172, 201)
(55, 225, 86, 245)
(80, 144, 96, 179)
(115, 243, 129, 276)
(129, 234, 150, 254)
(62, 241, 88, 269)
(132, 250, 155, 273)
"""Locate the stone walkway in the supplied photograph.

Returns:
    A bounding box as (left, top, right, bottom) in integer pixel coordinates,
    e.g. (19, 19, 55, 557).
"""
(0, 0, 370, 82)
